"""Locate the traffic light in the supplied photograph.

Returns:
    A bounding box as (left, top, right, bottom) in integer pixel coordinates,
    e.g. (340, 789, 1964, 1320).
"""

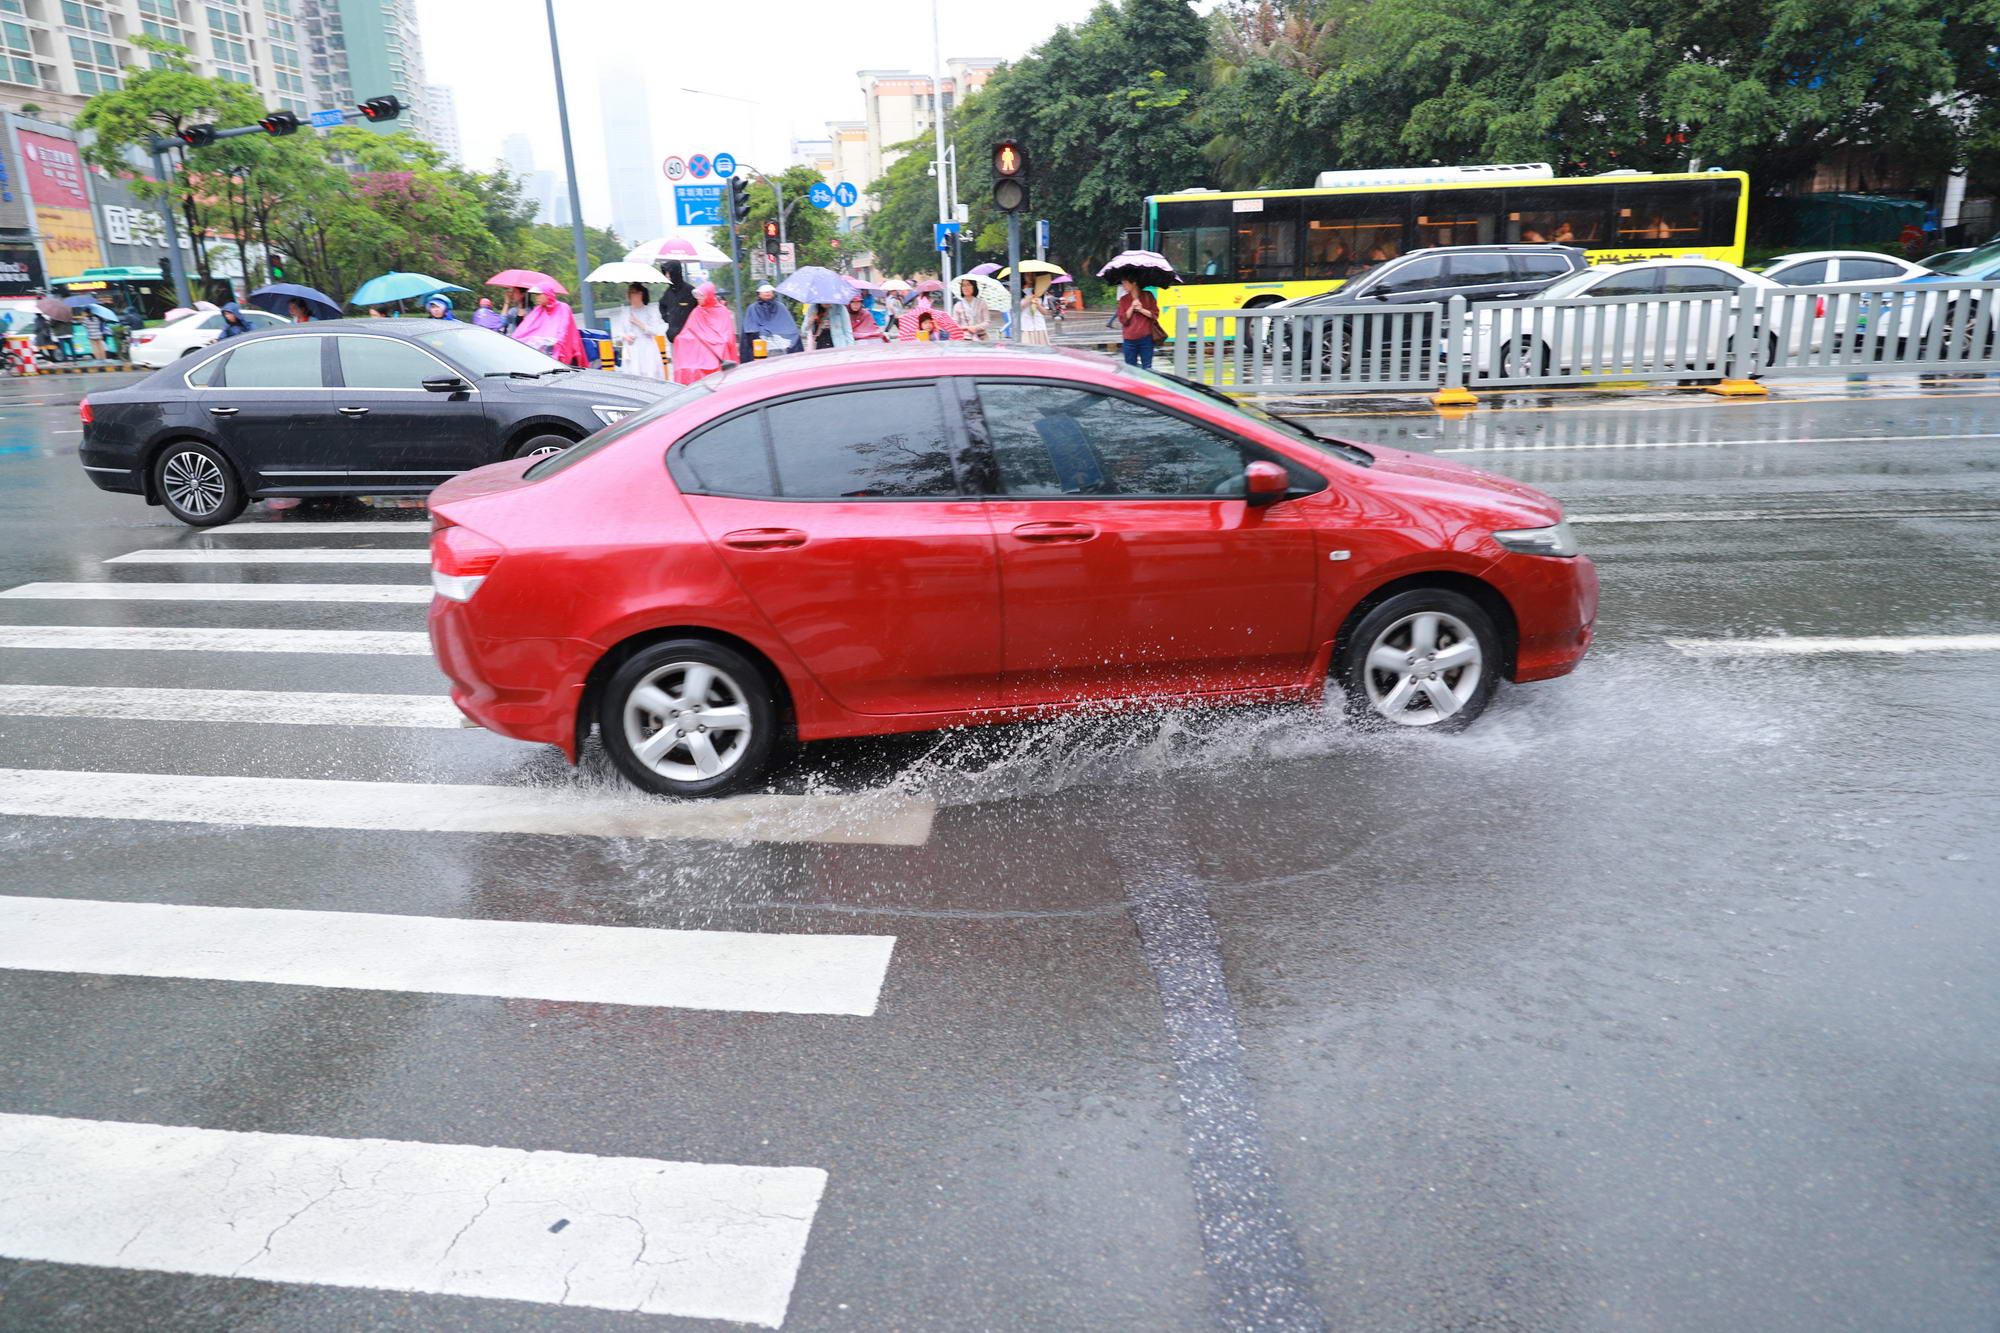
(729, 177, 751, 225)
(991, 140, 1028, 212)
(258, 110, 300, 137)
(177, 123, 217, 149)
(761, 219, 779, 260)
(358, 95, 403, 123)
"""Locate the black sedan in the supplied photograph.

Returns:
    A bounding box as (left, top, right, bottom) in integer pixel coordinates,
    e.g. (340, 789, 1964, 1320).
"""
(78, 320, 684, 526)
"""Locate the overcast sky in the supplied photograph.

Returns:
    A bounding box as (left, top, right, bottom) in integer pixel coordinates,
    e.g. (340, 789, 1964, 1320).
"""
(416, 0, 1126, 236)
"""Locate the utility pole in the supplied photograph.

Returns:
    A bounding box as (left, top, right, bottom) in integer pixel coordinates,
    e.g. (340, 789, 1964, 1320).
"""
(149, 140, 192, 308)
(930, 0, 953, 291)
(543, 0, 592, 325)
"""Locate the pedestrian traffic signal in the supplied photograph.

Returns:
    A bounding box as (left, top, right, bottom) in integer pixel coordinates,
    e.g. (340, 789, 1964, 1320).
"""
(358, 95, 403, 123)
(729, 177, 752, 225)
(177, 123, 218, 149)
(991, 140, 1028, 213)
(259, 111, 300, 137)
(761, 219, 779, 260)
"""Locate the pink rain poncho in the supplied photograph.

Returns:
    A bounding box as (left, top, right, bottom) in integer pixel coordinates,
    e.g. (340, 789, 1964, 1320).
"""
(510, 284, 586, 367)
(671, 283, 736, 385)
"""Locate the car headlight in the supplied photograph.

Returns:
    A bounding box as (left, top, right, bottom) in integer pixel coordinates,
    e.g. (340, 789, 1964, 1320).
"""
(590, 404, 637, 427)
(1492, 520, 1578, 558)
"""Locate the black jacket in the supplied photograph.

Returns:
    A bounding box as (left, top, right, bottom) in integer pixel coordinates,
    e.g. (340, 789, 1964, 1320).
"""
(658, 284, 698, 341)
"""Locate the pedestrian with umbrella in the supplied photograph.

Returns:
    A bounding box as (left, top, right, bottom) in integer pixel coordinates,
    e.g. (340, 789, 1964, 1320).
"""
(487, 270, 561, 337)
(1097, 250, 1180, 368)
(776, 267, 859, 351)
(671, 282, 736, 385)
(997, 260, 1066, 344)
(248, 283, 342, 322)
(744, 283, 801, 357)
(952, 275, 1007, 341)
(611, 282, 668, 379)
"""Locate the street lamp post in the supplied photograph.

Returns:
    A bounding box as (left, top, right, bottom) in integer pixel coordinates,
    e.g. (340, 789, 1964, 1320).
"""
(543, 0, 592, 325)
(929, 0, 953, 290)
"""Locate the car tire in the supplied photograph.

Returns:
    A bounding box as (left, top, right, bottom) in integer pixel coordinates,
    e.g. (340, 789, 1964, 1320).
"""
(152, 441, 245, 527)
(509, 433, 575, 462)
(1334, 588, 1501, 732)
(598, 639, 777, 797)
(1501, 338, 1551, 380)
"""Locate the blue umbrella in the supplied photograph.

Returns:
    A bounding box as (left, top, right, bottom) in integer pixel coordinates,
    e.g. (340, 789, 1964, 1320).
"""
(776, 266, 857, 306)
(248, 283, 342, 321)
(350, 271, 469, 308)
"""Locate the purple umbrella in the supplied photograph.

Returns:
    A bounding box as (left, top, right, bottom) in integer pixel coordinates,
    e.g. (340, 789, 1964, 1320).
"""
(775, 266, 858, 305)
(966, 263, 1001, 277)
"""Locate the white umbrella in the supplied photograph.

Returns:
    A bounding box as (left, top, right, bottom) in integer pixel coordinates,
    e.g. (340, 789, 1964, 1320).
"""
(625, 236, 730, 266)
(585, 261, 673, 285)
(881, 278, 912, 293)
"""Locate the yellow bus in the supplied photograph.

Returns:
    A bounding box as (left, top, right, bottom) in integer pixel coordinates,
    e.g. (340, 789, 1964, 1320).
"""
(1145, 165, 1750, 316)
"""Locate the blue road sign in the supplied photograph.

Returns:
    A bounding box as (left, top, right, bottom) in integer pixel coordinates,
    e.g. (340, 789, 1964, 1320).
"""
(674, 184, 726, 227)
(808, 182, 835, 209)
(712, 153, 736, 179)
(309, 108, 345, 128)
(934, 221, 961, 252)
(1036, 218, 1051, 252)
(687, 154, 711, 180)
(833, 181, 859, 208)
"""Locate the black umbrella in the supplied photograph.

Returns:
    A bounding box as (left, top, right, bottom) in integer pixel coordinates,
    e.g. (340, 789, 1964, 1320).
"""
(247, 282, 342, 321)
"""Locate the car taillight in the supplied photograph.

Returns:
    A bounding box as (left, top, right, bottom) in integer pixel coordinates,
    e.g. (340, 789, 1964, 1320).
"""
(78, 398, 92, 426)
(430, 522, 503, 602)
(1814, 297, 1826, 318)
(133, 331, 155, 344)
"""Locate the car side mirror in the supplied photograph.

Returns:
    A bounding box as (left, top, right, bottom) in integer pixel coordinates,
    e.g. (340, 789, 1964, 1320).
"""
(422, 376, 468, 393)
(1244, 460, 1290, 508)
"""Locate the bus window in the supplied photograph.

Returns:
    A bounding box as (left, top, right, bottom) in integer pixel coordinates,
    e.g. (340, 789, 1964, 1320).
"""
(1411, 190, 1500, 249)
(1503, 186, 1610, 245)
(1614, 183, 1706, 246)
(1234, 200, 1299, 281)
(1301, 193, 1405, 279)
(1154, 197, 1236, 283)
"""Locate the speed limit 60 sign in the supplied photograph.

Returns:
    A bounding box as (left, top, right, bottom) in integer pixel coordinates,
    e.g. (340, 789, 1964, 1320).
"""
(661, 156, 686, 181)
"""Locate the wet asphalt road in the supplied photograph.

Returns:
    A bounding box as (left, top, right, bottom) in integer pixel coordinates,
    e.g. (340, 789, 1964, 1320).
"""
(0, 369, 1995, 1331)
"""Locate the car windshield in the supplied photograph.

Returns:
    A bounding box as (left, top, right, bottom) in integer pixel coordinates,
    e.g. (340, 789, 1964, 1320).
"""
(521, 381, 712, 479)
(409, 323, 571, 376)
(1924, 242, 2000, 277)
(1539, 266, 1620, 298)
(1119, 365, 1373, 466)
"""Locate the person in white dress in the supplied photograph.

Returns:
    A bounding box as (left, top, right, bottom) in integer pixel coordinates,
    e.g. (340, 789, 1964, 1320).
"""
(612, 282, 667, 380)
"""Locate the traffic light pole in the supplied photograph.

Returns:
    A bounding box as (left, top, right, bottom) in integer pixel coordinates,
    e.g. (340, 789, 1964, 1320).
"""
(1006, 213, 1022, 344)
(149, 140, 192, 309)
(725, 219, 746, 342)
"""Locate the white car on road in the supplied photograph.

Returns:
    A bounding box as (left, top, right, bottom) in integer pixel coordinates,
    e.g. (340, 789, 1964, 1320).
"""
(128, 307, 288, 368)
(1472, 258, 1807, 380)
(1759, 251, 1931, 286)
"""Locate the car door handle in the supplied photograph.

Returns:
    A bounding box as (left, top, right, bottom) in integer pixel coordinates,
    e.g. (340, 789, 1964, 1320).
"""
(721, 527, 807, 551)
(337, 406, 370, 416)
(207, 406, 238, 416)
(1010, 521, 1097, 543)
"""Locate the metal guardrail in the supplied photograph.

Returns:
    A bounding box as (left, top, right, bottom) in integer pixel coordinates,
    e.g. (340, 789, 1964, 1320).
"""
(1169, 279, 2000, 397)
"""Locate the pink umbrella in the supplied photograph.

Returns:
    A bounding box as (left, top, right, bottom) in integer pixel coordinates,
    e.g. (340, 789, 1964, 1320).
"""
(846, 278, 887, 292)
(912, 279, 946, 294)
(897, 301, 963, 341)
(488, 268, 565, 293)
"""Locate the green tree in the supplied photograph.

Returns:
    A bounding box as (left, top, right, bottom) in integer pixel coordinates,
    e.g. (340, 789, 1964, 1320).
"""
(1197, 0, 1348, 189)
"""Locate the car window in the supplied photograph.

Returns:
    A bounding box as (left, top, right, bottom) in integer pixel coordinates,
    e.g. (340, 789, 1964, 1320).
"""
(1839, 258, 1905, 282)
(1662, 266, 1740, 293)
(1769, 260, 1826, 285)
(1922, 242, 2000, 277)
(243, 310, 286, 328)
(762, 385, 957, 498)
(977, 381, 1249, 498)
(1370, 256, 1447, 296)
(337, 335, 452, 389)
(1445, 254, 1512, 287)
(1592, 269, 1662, 298)
(672, 412, 775, 495)
(185, 351, 225, 387)
(408, 322, 566, 376)
(217, 335, 325, 388)
(1511, 255, 1573, 279)
(188, 313, 222, 331)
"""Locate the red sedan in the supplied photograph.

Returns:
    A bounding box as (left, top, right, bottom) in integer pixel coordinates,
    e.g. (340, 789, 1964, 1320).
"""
(429, 345, 1596, 797)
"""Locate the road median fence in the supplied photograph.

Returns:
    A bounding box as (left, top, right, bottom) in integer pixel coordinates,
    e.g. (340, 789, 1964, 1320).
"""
(1168, 280, 2000, 400)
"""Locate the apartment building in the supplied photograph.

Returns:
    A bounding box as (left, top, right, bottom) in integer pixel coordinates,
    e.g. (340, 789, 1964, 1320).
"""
(842, 59, 997, 219)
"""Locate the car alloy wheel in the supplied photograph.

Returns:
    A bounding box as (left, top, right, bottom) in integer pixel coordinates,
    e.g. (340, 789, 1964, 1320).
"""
(153, 443, 245, 527)
(598, 639, 779, 797)
(511, 433, 575, 462)
(1336, 588, 1501, 732)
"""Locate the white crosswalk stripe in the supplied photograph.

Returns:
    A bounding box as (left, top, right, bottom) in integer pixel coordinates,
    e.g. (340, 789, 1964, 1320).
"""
(1669, 633, 2000, 657)
(0, 1113, 824, 1327)
(0, 683, 462, 727)
(1, 581, 431, 603)
(209, 520, 429, 533)
(106, 548, 433, 564)
(0, 624, 433, 654)
(0, 895, 896, 1015)
(0, 767, 939, 846)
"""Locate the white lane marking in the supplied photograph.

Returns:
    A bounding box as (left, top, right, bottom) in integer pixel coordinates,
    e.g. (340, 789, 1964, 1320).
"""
(211, 520, 428, 533)
(0, 768, 938, 847)
(106, 548, 431, 564)
(0, 625, 432, 654)
(1571, 508, 2000, 525)
(0, 1113, 824, 1328)
(0, 582, 430, 603)
(1436, 431, 2000, 454)
(0, 683, 461, 728)
(0, 895, 896, 1016)
(1669, 634, 2000, 658)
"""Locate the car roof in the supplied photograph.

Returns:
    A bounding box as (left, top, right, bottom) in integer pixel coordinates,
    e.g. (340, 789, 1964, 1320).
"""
(1765, 251, 1914, 265)
(705, 340, 1101, 391)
